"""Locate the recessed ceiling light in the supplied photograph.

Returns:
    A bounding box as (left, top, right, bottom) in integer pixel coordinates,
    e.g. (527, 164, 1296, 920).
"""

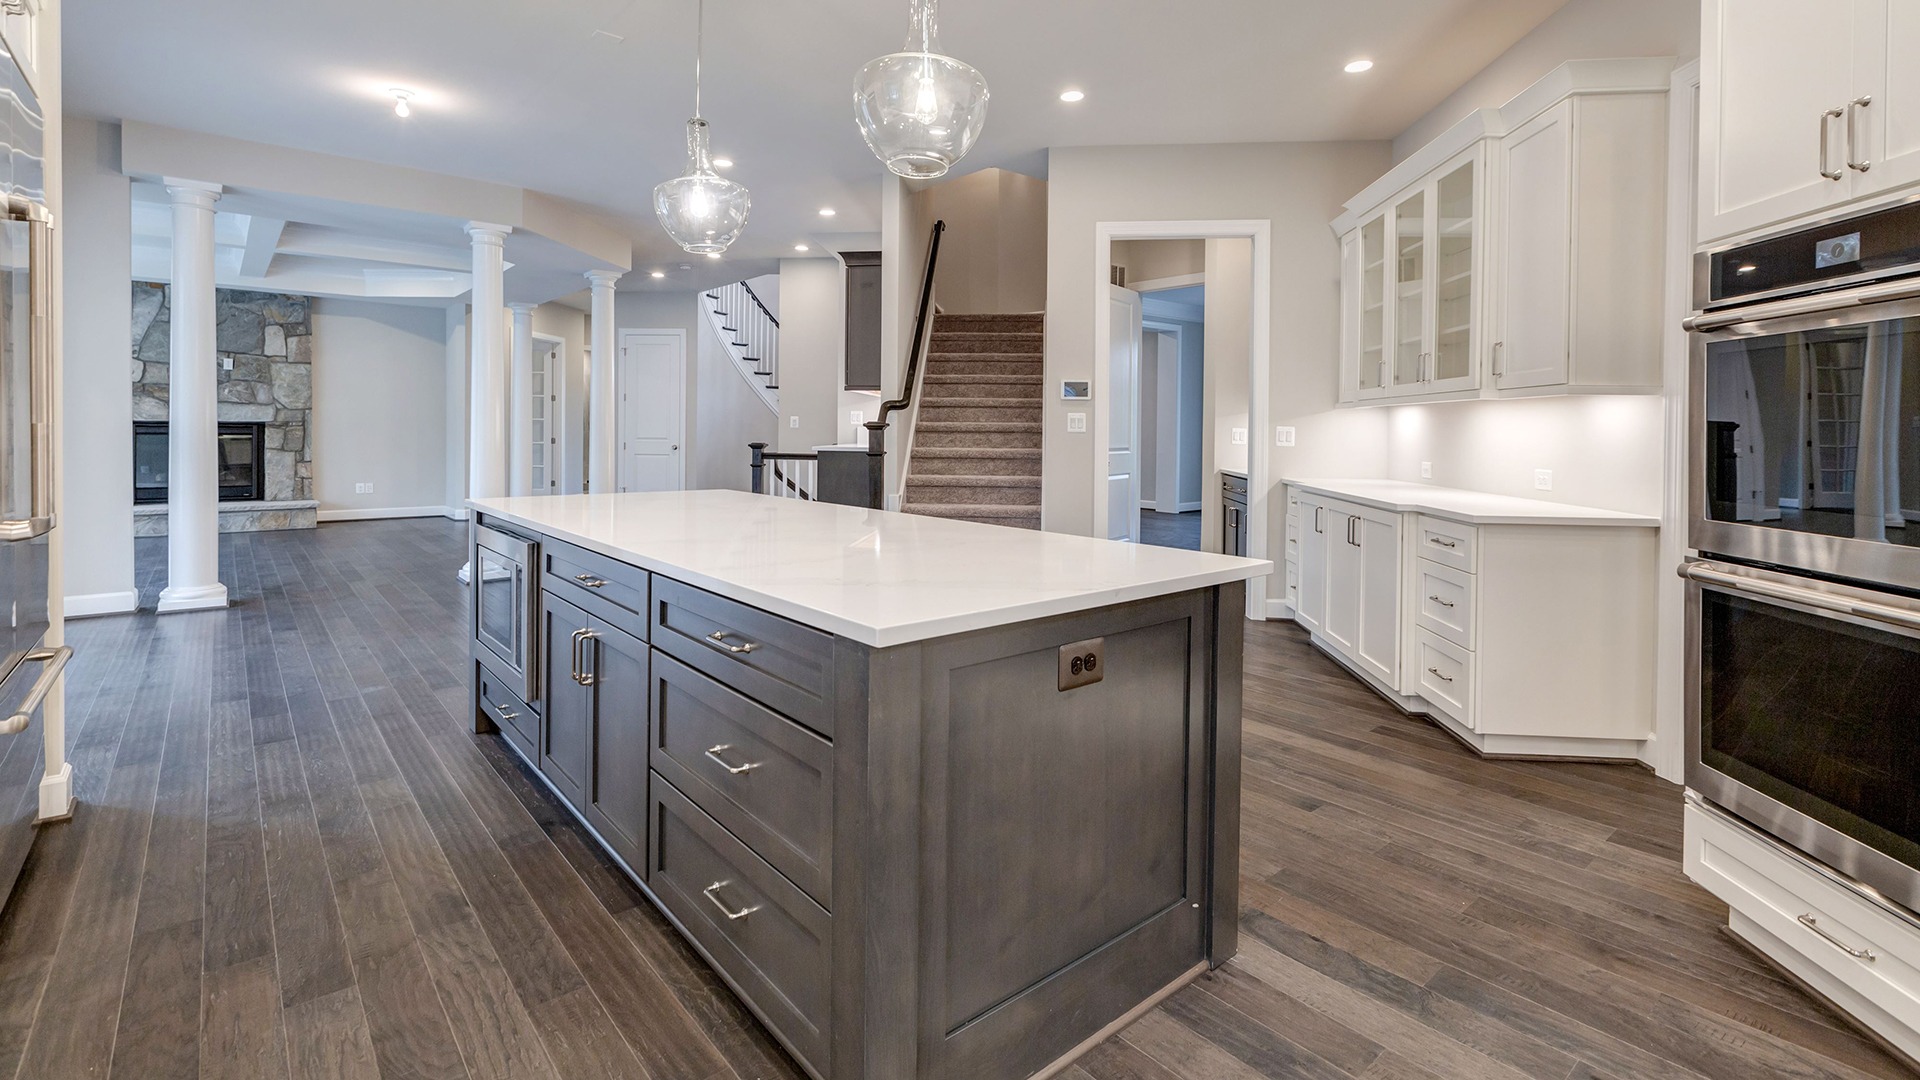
(1059, 89, 1085, 103)
(1343, 59, 1374, 74)
(650, 270, 666, 279)
(795, 243, 810, 252)
(713, 157, 734, 168)
(389, 88, 415, 117)
(818, 207, 836, 217)
(707, 252, 722, 259)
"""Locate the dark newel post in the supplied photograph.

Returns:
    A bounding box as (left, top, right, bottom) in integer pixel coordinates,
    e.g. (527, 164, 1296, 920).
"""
(750, 442, 768, 495)
(863, 422, 888, 511)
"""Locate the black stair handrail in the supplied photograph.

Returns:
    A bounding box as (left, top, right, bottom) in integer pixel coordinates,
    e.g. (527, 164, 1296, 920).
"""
(861, 219, 946, 509)
(740, 280, 779, 329)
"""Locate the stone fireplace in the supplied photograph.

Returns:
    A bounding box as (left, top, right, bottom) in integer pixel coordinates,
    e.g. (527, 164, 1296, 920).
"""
(130, 282, 318, 534)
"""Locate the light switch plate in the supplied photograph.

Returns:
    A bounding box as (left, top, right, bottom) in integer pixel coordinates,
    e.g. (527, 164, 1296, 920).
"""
(789, 416, 800, 428)
(1231, 428, 1248, 446)
(1421, 461, 1432, 479)
(1067, 412, 1087, 433)
(1535, 469, 1554, 491)
(1275, 426, 1296, 447)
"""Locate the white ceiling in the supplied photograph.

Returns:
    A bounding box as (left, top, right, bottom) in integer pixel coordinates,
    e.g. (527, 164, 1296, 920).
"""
(68, 0, 1570, 290)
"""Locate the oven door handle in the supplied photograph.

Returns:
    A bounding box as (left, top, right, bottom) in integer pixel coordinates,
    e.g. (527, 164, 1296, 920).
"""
(1684, 275, 1920, 332)
(1681, 562, 1920, 635)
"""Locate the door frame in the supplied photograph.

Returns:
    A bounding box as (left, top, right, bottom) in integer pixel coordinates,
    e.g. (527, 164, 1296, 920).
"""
(1109, 284, 1143, 543)
(616, 327, 688, 493)
(1093, 220, 1273, 621)
(531, 331, 566, 496)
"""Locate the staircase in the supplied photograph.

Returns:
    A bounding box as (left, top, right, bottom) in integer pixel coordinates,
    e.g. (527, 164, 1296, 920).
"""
(702, 281, 780, 414)
(902, 312, 1044, 530)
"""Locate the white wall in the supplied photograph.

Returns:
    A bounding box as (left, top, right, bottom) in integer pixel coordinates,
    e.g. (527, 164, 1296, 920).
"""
(923, 167, 1048, 315)
(442, 304, 469, 513)
(310, 298, 450, 517)
(1393, 0, 1700, 161)
(61, 115, 137, 614)
(615, 289, 776, 491)
(777, 257, 843, 454)
(1113, 239, 1205, 286)
(1043, 142, 1395, 553)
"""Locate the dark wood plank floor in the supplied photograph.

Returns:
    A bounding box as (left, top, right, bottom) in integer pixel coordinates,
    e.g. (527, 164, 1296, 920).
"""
(1140, 510, 1202, 550)
(0, 518, 1909, 1080)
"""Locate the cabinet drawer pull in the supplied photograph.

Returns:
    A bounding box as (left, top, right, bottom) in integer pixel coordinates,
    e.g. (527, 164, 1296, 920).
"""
(702, 880, 761, 921)
(705, 630, 759, 655)
(1428, 595, 1456, 609)
(574, 573, 609, 589)
(703, 744, 762, 775)
(1427, 536, 1459, 549)
(1426, 666, 1455, 684)
(1798, 913, 1876, 961)
(497, 707, 520, 723)
(569, 628, 588, 685)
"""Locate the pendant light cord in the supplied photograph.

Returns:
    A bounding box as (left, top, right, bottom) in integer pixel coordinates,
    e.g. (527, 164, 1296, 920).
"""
(694, 0, 704, 120)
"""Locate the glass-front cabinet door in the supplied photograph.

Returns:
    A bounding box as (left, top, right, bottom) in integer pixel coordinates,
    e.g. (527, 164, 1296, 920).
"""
(1430, 158, 1479, 392)
(1391, 188, 1429, 391)
(1356, 213, 1387, 398)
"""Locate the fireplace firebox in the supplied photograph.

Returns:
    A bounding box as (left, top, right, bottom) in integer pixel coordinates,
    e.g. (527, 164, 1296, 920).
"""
(133, 421, 266, 504)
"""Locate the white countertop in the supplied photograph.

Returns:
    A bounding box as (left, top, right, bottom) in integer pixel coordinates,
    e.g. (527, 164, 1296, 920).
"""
(1281, 479, 1660, 527)
(470, 491, 1272, 648)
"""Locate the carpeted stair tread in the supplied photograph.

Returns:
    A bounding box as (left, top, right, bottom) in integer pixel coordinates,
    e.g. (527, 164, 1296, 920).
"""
(901, 503, 1042, 529)
(900, 309, 1048, 528)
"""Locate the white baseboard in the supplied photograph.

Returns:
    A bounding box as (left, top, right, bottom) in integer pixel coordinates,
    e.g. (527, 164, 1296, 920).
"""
(1178, 500, 1203, 513)
(1779, 498, 1802, 509)
(1264, 598, 1294, 621)
(318, 505, 463, 523)
(64, 590, 139, 619)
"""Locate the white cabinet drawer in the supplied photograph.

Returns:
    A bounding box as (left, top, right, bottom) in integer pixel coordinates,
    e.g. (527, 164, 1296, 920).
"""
(1415, 629, 1473, 726)
(1285, 560, 1299, 607)
(1686, 802, 1920, 1055)
(1416, 560, 1475, 650)
(1414, 516, 1478, 573)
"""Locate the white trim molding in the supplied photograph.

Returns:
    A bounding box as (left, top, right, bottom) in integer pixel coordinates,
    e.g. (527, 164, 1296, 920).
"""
(317, 505, 464, 523)
(63, 591, 140, 619)
(1093, 219, 1274, 622)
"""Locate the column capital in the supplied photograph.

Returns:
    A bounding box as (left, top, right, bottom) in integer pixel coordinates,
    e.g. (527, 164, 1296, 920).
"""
(163, 178, 222, 207)
(585, 269, 624, 289)
(506, 301, 539, 315)
(466, 221, 513, 244)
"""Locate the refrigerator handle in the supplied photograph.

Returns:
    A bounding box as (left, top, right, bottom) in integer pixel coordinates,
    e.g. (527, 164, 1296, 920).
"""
(0, 646, 70, 736)
(0, 194, 52, 542)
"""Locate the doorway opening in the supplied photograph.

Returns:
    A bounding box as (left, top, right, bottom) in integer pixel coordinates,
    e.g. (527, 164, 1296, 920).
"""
(1116, 246, 1209, 550)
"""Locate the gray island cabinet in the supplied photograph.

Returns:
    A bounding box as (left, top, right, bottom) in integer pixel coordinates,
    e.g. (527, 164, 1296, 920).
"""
(467, 491, 1270, 1080)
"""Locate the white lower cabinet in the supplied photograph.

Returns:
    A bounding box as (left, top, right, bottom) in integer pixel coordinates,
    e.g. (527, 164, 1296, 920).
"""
(1287, 483, 1659, 760)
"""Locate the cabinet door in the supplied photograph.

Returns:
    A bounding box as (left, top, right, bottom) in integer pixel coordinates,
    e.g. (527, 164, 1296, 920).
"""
(1700, 0, 1863, 242)
(1322, 511, 1363, 659)
(586, 621, 649, 876)
(1389, 189, 1430, 393)
(1429, 157, 1481, 394)
(541, 593, 593, 809)
(1856, 0, 1920, 198)
(1351, 512, 1402, 689)
(1356, 214, 1388, 399)
(1295, 497, 1329, 633)
(1496, 102, 1572, 391)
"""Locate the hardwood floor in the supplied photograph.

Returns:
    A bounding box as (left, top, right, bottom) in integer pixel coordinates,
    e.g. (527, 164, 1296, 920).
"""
(0, 518, 1909, 1080)
(1140, 510, 1202, 550)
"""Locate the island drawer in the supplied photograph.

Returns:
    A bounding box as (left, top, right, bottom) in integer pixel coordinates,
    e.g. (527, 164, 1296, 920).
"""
(652, 576, 835, 737)
(476, 656, 538, 760)
(544, 539, 650, 641)
(651, 653, 834, 907)
(651, 777, 831, 1075)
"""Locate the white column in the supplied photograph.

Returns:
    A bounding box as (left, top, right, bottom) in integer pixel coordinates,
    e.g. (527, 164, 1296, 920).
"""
(508, 302, 537, 497)
(467, 223, 512, 503)
(156, 180, 228, 614)
(586, 270, 622, 493)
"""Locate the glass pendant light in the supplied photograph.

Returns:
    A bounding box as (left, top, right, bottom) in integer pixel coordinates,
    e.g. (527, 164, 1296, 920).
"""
(853, 0, 989, 179)
(654, 0, 750, 255)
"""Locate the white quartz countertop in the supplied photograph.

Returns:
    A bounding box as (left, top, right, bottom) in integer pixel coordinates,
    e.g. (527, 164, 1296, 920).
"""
(469, 491, 1272, 648)
(1281, 479, 1659, 527)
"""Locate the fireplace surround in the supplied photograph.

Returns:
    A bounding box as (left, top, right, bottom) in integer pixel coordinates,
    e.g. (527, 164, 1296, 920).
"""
(132, 421, 265, 504)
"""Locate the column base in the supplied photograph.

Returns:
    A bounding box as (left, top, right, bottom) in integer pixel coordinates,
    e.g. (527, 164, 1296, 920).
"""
(157, 583, 230, 613)
(457, 560, 472, 585)
(37, 763, 73, 823)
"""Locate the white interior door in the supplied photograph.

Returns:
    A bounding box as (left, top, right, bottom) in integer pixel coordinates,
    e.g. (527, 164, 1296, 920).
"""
(617, 329, 684, 492)
(1108, 285, 1143, 541)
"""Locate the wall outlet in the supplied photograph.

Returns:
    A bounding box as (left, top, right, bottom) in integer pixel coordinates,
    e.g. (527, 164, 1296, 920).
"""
(789, 416, 800, 429)
(220, 356, 233, 372)
(1534, 469, 1554, 491)
(850, 410, 864, 428)
(1067, 412, 1087, 433)
(1274, 426, 1296, 447)
(1231, 427, 1248, 446)
(1420, 461, 1432, 479)
(354, 482, 374, 495)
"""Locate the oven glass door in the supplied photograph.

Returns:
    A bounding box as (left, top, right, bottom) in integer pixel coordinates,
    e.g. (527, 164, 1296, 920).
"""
(1696, 303, 1920, 587)
(1694, 574, 1920, 904)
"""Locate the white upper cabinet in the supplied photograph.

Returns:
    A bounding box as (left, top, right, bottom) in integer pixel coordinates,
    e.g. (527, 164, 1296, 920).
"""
(1700, 0, 1920, 245)
(1494, 104, 1573, 392)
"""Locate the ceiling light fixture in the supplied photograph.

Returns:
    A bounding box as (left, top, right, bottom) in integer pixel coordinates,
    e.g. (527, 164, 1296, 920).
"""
(853, 0, 990, 179)
(389, 88, 415, 117)
(650, 270, 667, 279)
(819, 207, 836, 217)
(654, 0, 751, 255)
(713, 157, 734, 168)
(1059, 89, 1085, 103)
(707, 251, 722, 259)
(1343, 59, 1374, 74)
(795, 243, 810, 252)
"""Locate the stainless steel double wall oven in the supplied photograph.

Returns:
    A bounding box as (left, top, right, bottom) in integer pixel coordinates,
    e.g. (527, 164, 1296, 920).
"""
(1687, 198, 1920, 913)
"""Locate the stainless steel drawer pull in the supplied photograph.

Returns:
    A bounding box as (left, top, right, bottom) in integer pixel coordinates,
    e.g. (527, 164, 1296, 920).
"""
(574, 573, 609, 589)
(1798, 914, 1876, 961)
(497, 708, 520, 724)
(1821, 106, 1846, 181)
(1426, 666, 1454, 684)
(1428, 536, 1459, 549)
(703, 744, 761, 775)
(702, 880, 760, 921)
(1848, 96, 1873, 172)
(705, 630, 759, 654)
(0, 646, 71, 736)
(1428, 595, 1456, 608)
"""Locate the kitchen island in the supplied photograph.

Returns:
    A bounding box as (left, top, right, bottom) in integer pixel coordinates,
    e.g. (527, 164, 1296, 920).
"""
(465, 491, 1270, 1080)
